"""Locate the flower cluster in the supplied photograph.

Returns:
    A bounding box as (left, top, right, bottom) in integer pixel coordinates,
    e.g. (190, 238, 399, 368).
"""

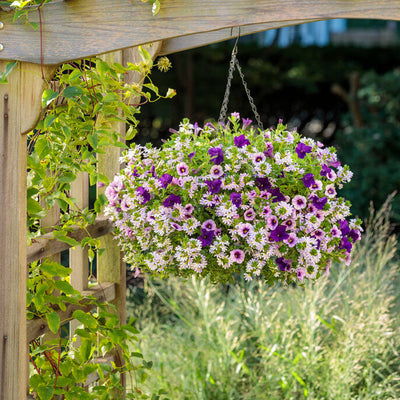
(105, 113, 362, 284)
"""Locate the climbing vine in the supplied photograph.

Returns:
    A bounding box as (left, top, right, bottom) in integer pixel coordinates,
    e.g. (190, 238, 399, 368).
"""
(0, 1, 172, 399)
(25, 52, 174, 399)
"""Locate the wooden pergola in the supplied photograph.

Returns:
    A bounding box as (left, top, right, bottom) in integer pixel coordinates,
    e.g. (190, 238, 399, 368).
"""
(0, 1, 399, 399)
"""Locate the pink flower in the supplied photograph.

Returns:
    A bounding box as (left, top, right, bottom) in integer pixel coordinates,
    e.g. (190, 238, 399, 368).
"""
(229, 249, 245, 264)
(292, 195, 307, 210)
(325, 184, 336, 197)
(210, 165, 224, 178)
(176, 162, 189, 176)
(202, 219, 217, 231)
(244, 208, 256, 221)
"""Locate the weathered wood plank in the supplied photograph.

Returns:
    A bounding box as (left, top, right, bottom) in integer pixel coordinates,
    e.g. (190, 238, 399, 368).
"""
(27, 282, 116, 343)
(84, 354, 116, 388)
(69, 173, 90, 342)
(0, 61, 54, 400)
(159, 20, 320, 55)
(27, 216, 114, 264)
(97, 51, 126, 327)
(0, 0, 399, 65)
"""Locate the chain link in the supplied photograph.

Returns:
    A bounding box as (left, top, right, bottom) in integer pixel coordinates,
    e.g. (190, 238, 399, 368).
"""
(234, 58, 264, 131)
(218, 38, 264, 131)
(218, 41, 237, 124)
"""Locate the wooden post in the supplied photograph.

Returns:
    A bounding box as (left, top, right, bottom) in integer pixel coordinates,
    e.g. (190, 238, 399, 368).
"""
(69, 172, 89, 341)
(0, 62, 53, 400)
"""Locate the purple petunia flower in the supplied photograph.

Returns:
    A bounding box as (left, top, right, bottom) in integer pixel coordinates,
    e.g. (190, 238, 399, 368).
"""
(185, 203, 194, 215)
(210, 165, 224, 178)
(276, 257, 292, 272)
(270, 225, 289, 242)
(264, 143, 274, 158)
(292, 195, 307, 210)
(348, 229, 361, 242)
(339, 237, 353, 253)
(238, 223, 253, 237)
(202, 219, 217, 231)
(331, 226, 341, 237)
(205, 179, 222, 194)
(244, 208, 256, 221)
(295, 142, 312, 159)
(150, 166, 157, 178)
(162, 194, 181, 208)
(176, 162, 189, 176)
(188, 151, 196, 162)
(267, 215, 278, 230)
(302, 173, 316, 188)
(253, 152, 266, 164)
(230, 249, 245, 264)
(310, 195, 328, 210)
(234, 134, 251, 148)
(208, 147, 224, 165)
(339, 219, 350, 236)
(242, 118, 252, 129)
(136, 186, 150, 205)
(255, 177, 272, 191)
(320, 164, 331, 177)
(159, 173, 173, 189)
(198, 228, 214, 247)
(270, 187, 285, 203)
(230, 192, 242, 208)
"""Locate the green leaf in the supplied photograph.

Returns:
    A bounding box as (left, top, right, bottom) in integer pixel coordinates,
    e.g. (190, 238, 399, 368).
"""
(27, 197, 44, 214)
(144, 82, 159, 95)
(72, 310, 97, 330)
(87, 133, 98, 150)
(37, 385, 54, 400)
(139, 46, 153, 65)
(40, 261, 72, 278)
(80, 338, 92, 362)
(62, 85, 85, 98)
(42, 89, 58, 107)
(54, 280, 77, 295)
(57, 235, 81, 248)
(126, 125, 137, 140)
(46, 311, 60, 334)
(35, 136, 51, 160)
(0, 61, 18, 84)
(58, 171, 76, 183)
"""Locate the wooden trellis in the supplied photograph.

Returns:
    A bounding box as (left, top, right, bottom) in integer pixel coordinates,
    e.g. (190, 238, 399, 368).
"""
(0, 1, 400, 399)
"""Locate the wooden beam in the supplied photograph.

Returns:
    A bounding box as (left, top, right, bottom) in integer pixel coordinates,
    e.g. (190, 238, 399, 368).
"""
(160, 19, 320, 55)
(1, 0, 400, 65)
(27, 282, 116, 343)
(27, 216, 113, 264)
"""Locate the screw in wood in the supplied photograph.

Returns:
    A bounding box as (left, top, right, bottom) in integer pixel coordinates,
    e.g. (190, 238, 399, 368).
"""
(0, 22, 4, 30)
(0, 44, 3, 51)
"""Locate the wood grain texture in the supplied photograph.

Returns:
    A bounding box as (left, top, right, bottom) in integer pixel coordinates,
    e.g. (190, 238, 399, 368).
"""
(159, 20, 319, 55)
(27, 282, 116, 343)
(27, 216, 113, 264)
(1, 0, 400, 64)
(0, 61, 49, 400)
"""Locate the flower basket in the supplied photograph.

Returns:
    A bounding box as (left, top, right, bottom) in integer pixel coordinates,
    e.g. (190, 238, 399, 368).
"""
(105, 113, 362, 285)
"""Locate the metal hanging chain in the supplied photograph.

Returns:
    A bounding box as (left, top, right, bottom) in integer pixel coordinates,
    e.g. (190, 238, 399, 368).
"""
(218, 37, 238, 124)
(218, 36, 264, 131)
(234, 57, 264, 131)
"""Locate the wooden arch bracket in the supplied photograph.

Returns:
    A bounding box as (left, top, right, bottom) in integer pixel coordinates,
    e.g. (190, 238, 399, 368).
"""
(0, 0, 400, 65)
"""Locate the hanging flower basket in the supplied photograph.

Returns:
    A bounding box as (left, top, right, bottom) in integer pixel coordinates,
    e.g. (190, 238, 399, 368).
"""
(105, 113, 362, 285)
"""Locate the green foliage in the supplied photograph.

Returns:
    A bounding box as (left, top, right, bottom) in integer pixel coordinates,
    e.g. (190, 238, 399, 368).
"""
(129, 201, 400, 399)
(26, 50, 173, 397)
(336, 69, 400, 222)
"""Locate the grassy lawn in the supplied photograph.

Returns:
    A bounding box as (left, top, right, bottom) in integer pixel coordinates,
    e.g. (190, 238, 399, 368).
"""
(127, 204, 400, 400)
